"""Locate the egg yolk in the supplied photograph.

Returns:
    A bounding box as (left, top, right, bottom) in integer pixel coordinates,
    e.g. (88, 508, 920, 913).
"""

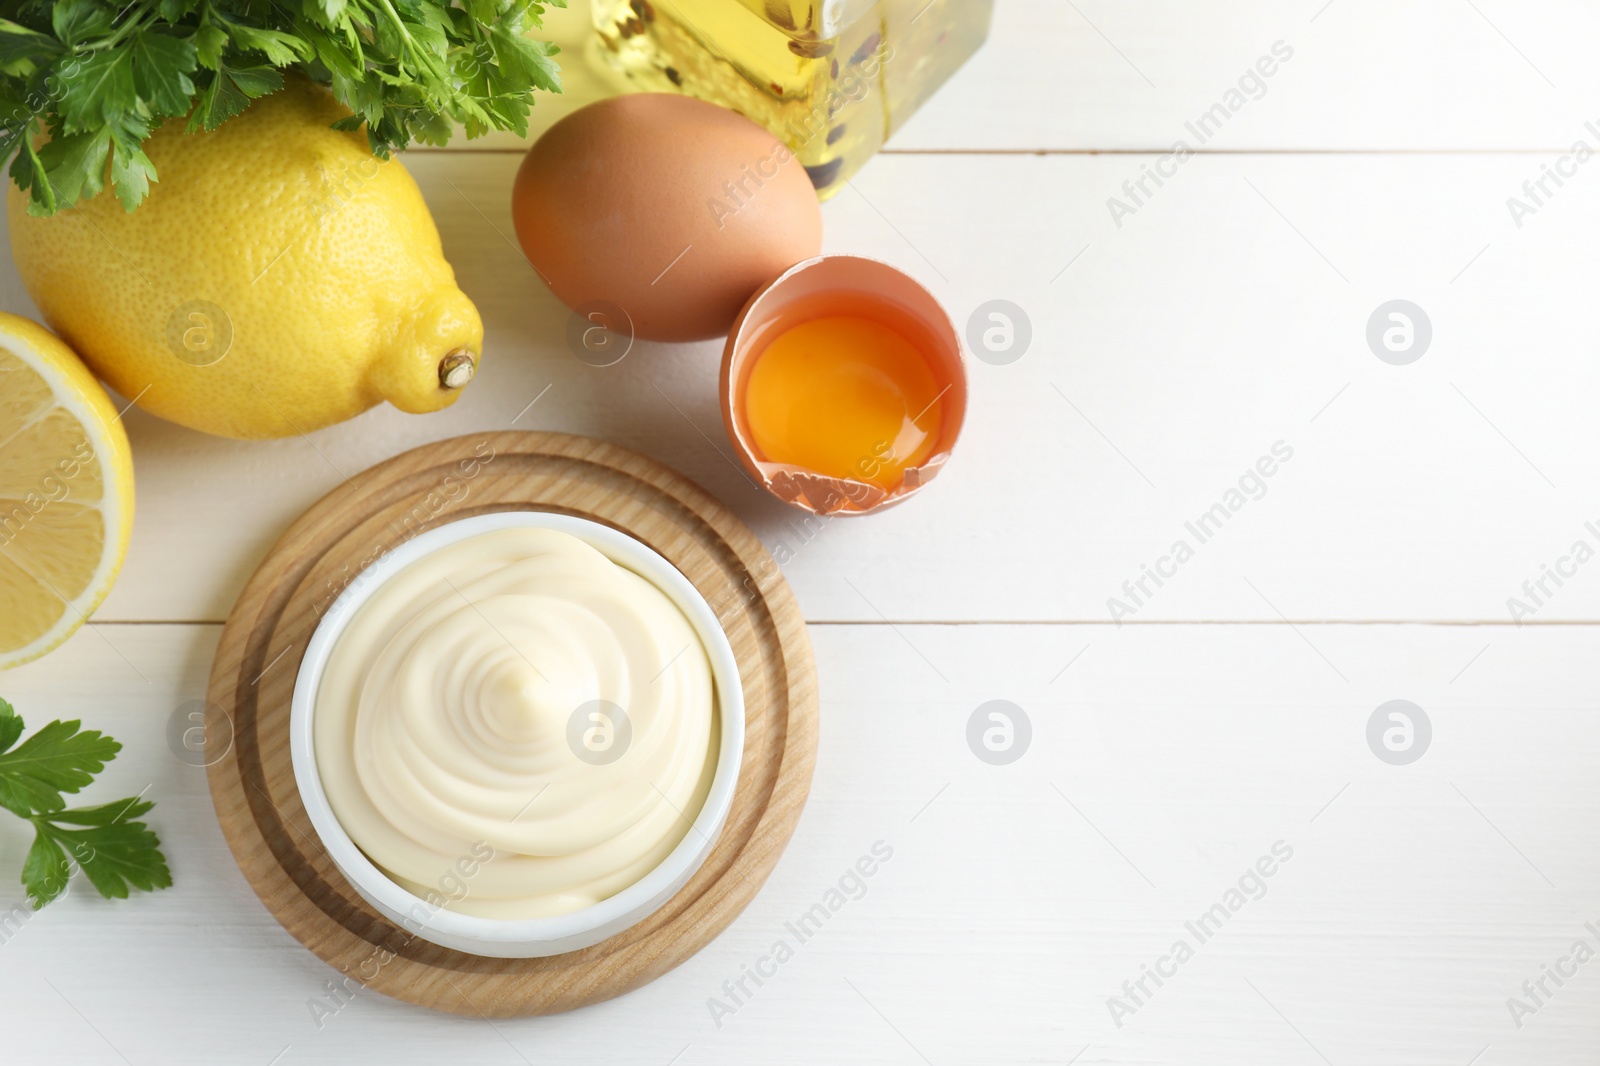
(742, 315, 946, 490)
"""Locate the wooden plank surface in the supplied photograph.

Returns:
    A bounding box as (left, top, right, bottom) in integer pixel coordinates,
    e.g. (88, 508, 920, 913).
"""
(4, 2, 1599, 1062)
(1, 621, 1596, 1064)
(6, 149, 1593, 625)
(888, 0, 1600, 151)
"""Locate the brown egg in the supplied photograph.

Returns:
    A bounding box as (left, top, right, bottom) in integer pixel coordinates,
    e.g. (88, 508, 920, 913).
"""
(511, 94, 823, 343)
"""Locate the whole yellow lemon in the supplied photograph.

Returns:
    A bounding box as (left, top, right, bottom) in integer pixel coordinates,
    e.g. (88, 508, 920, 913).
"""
(7, 76, 483, 440)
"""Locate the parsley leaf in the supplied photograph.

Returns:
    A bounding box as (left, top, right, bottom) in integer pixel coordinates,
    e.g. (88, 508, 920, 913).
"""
(0, 699, 172, 907)
(8, 133, 55, 215)
(0, 698, 23, 753)
(54, 46, 137, 132)
(106, 111, 158, 210)
(490, 23, 561, 94)
(226, 23, 314, 66)
(0, 0, 566, 214)
(186, 60, 282, 132)
(34, 800, 173, 902)
(31, 125, 111, 208)
(0, 710, 121, 817)
(128, 29, 198, 118)
(51, 1, 116, 47)
(0, 19, 63, 72)
(194, 22, 228, 69)
(21, 831, 69, 908)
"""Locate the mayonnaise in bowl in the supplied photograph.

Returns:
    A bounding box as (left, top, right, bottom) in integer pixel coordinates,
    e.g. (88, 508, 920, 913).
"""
(289, 512, 744, 957)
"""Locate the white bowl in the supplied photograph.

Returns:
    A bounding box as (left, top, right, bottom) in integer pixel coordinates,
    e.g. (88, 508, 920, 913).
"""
(289, 511, 745, 958)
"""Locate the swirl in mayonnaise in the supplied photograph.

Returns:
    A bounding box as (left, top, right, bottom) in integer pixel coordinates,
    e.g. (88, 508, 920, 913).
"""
(314, 527, 716, 919)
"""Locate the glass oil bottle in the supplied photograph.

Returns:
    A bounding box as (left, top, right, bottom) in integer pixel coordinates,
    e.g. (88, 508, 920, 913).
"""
(588, 0, 994, 198)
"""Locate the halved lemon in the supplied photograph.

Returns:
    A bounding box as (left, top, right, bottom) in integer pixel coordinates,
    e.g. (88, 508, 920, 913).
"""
(0, 313, 134, 668)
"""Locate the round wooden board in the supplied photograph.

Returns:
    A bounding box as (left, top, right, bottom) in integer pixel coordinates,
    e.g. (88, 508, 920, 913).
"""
(204, 431, 818, 1017)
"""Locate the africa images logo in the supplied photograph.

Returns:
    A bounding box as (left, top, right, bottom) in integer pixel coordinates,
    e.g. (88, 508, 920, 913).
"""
(1106, 841, 1295, 1028)
(1106, 442, 1294, 623)
(1106, 41, 1295, 228)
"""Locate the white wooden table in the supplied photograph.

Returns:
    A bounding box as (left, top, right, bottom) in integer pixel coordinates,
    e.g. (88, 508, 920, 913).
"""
(4, 2, 1599, 1063)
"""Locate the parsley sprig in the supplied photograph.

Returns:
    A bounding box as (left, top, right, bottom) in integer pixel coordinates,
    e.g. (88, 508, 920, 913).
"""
(0, 698, 172, 907)
(0, 0, 564, 215)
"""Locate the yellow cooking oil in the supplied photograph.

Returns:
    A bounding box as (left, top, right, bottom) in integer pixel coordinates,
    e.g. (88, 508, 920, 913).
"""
(588, 0, 994, 198)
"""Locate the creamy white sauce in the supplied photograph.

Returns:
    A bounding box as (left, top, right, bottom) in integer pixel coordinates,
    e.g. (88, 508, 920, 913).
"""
(314, 526, 716, 919)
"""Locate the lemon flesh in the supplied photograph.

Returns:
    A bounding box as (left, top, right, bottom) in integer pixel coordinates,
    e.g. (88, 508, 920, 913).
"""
(0, 314, 133, 668)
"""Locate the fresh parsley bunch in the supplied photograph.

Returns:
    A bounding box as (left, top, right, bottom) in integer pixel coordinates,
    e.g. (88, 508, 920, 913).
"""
(0, 698, 172, 907)
(0, 0, 564, 215)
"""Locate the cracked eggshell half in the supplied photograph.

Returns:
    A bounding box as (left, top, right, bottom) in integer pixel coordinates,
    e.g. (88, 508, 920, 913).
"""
(720, 254, 968, 516)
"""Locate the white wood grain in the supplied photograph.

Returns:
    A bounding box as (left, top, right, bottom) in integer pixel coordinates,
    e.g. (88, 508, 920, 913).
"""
(7, 150, 1596, 624)
(0, 622, 1594, 1065)
(5, 2, 1600, 1061)
(884, 0, 1600, 151)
